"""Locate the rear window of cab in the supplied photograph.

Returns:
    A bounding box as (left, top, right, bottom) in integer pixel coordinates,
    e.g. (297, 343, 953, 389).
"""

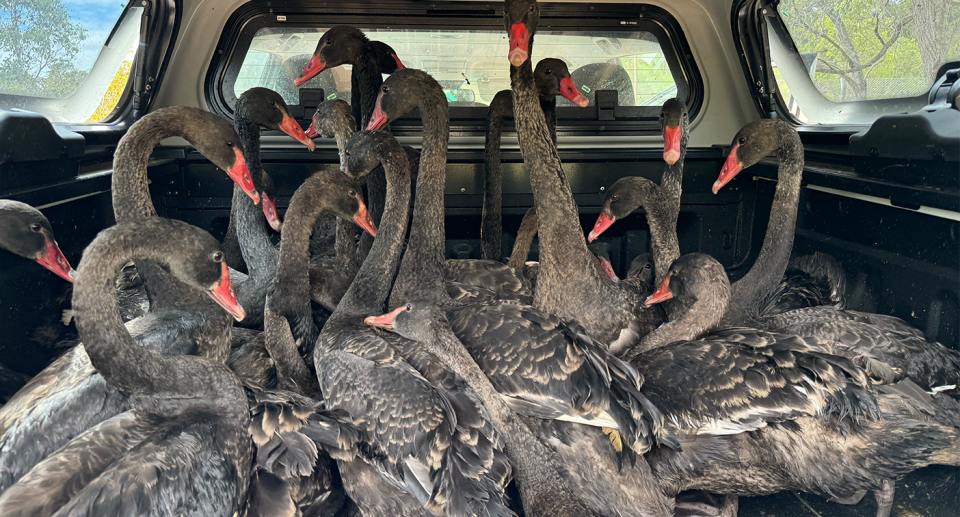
(206, 2, 702, 133)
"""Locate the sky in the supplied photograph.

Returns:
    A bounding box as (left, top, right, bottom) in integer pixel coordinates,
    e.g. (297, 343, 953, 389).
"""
(63, 0, 129, 71)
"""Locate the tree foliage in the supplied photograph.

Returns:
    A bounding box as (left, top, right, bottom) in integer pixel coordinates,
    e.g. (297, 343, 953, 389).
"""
(780, 0, 960, 101)
(0, 0, 88, 98)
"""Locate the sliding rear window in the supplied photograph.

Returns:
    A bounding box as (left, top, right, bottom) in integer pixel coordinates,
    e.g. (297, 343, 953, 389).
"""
(208, 2, 701, 132)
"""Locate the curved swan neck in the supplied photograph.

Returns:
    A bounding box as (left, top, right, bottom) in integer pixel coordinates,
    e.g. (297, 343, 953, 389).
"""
(335, 145, 411, 317)
(390, 81, 450, 308)
(113, 109, 194, 222)
(72, 220, 246, 416)
(631, 179, 679, 286)
(724, 128, 804, 326)
(273, 206, 319, 314)
(482, 89, 557, 263)
(352, 45, 388, 262)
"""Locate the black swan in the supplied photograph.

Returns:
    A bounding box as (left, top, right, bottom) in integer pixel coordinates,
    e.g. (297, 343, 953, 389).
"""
(587, 97, 686, 275)
(266, 168, 375, 388)
(361, 66, 659, 517)
(222, 87, 315, 274)
(639, 253, 960, 517)
(0, 200, 75, 403)
(238, 169, 374, 517)
(481, 58, 588, 261)
(223, 88, 330, 330)
(0, 107, 254, 493)
(365, 65, 679, 517)
(591, 174, 959, 517)
(504, 0, 661, 353)
(315, 128, 512, 517)
(713, 119, 960, 391)
(296, 27, 404, 264)
(365, 73, 535, 303)
(305, 99, 381, 313)
(0, 199, 76, 283)
(0, 217, 251, 516)
(626, 253, 654, 291)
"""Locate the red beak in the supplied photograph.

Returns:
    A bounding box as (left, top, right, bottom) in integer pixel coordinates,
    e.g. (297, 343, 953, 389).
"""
(227, 148, 260, 205)
(364, 305, 407, 330)
(294, 55, 325, 87)
(663, 125, 682, 165)
(713, 145, 743, 194)
(278, 113, 315, 151)
(392, 53, 405, 70)
(305, 114, 320, 139)
(352, 194, 377, 237)
(366, 95, 388, 130)
(209, 262, 245, 321)
(509, 23, 530, 67)
(588, 209, 616, 242)
(261, 192, 282, 232)
(36, 238, 75, 282)
(598, 256, 618, 283)
(644, 274, 673, 306)
(559, 77, 589, 107)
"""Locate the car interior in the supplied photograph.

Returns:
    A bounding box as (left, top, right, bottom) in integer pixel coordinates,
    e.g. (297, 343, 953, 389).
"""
(0, 0, 957, 515)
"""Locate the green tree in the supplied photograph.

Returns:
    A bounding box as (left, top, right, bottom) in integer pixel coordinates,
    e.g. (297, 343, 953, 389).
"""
(0, 0, 88, 98)
(780, 0, 960, 101)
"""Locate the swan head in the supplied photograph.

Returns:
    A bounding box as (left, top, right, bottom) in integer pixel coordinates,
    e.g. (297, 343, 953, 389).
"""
(366, 301, 443, 344)
(0, 200, 76, 282)
(295, 26, 367, 87)
(660, 98, 688, 166)
(535, 58, 589, 108)
(589, 177, 661, 242)
(714, 119, 793, 194)
(504, 0, 539, 67)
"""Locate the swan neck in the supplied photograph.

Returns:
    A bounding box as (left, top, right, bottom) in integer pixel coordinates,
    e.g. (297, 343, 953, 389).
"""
(726, 134, 803, 325)
(390, 88, 450, 307)
(72, 221, 242, 413)
(335, 146, 411, 317)
(508, 206, 538, 270)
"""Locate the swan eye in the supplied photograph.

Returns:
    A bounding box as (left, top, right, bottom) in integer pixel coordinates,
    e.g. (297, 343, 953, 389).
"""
(529, 4, 535, 11)
(737, 137, 746, 145)
(381, 86, 389, 93)
(405, 304, 412, 311)
(610, 195, 618, 202)
(29, 223, 42, 232)
(212, 251, 224, 263)
(226, 141, 234, 148)
(348, 189, 357, 197)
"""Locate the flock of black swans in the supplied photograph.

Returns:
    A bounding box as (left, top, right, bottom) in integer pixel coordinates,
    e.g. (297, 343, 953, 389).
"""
(0, 0, 957, 516)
